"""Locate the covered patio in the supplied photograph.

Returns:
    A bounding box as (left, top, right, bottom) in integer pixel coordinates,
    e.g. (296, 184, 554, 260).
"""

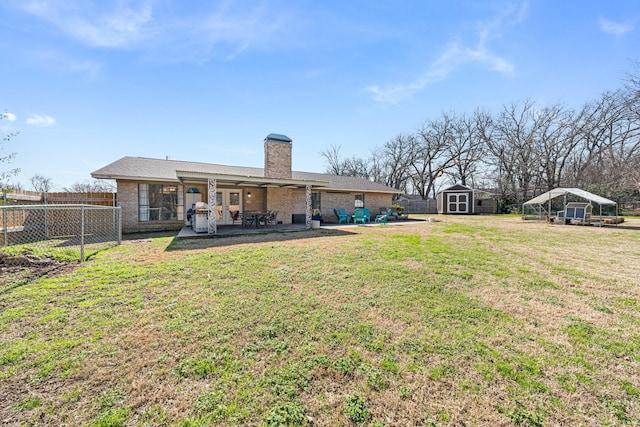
(177, 172, 328, 236)
(177, 222, 310, 238)
(176, 215, 425, 239)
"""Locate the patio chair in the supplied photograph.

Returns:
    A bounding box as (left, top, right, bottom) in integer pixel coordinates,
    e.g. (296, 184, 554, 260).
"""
(266, 211, 278, 228)
(339, 208, 351, 223)
(243, 211, 256, 228)
(375, 208, 392, 224)
(231, 210, 241, 225)
(334, 208, 349, 224)
(353, 208, 366, 224)
(362, 208, 371, 223)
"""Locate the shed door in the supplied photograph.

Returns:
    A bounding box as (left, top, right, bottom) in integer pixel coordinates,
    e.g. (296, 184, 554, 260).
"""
(447, 193, 468, 213)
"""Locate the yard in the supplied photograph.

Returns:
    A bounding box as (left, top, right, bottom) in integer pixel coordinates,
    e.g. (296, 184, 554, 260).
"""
(1, 215, 640, 426)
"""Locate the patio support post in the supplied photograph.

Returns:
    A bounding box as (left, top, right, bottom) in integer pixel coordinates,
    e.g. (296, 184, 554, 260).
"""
(208, 178, 217, 235)
(305, 185, 312, 230)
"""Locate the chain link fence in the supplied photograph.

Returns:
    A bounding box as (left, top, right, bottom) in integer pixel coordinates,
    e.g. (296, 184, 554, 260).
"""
(1, 204, 121, 262)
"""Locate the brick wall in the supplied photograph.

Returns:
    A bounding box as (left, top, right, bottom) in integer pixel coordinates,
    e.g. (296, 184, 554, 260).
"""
(117, 181, 183, 233)
(243, 188, 266, 212)
(291, 190, 394, 223)
(291, 189, 309, 215)
(264, 141, 292, 179)
(266, 187, 293, 224)
(117, 181, 138, 232)
(362, 193, 394, 215)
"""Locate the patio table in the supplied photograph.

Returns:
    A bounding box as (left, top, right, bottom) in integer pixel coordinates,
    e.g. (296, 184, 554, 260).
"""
(242, 211, 270, 228)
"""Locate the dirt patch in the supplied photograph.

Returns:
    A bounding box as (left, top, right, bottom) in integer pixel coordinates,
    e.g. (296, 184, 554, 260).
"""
(0, 252, 79, 290)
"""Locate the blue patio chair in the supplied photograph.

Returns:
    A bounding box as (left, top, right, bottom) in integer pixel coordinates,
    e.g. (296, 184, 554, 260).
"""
(362, 208, 371, 223)
(339, 208, 351, 223)
(375, 208, 392, 224)
(353, 208, 366, 224)
(334, 208, 348, 224)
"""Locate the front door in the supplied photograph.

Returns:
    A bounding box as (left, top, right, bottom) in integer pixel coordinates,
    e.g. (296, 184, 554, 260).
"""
(214, 190, 242, 225)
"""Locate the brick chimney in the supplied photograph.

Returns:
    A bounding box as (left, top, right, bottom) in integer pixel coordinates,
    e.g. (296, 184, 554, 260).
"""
(264, 133, 292, 179)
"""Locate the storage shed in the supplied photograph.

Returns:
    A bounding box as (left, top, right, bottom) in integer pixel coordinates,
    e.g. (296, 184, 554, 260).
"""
(437, 184, 475, 214)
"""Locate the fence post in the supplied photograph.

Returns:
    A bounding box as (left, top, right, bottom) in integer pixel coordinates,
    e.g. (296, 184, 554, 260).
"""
(117, 207, 122, 245)
(43, 191, 48, 239)
(80, 205, 85, 262)
(2, 207, 7, 248)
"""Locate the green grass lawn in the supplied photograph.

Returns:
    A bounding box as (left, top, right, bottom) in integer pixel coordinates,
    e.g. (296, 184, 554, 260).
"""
(1, 216, 640, 426)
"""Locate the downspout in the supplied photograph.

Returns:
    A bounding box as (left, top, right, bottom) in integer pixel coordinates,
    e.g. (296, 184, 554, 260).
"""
(471, 189, 475, 214)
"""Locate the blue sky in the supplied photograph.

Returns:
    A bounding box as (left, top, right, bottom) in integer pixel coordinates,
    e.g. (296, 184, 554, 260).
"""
(1, 0, 638, 190)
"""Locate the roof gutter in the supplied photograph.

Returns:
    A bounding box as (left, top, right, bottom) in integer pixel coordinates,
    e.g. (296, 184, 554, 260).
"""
(175, 170, 329, 189)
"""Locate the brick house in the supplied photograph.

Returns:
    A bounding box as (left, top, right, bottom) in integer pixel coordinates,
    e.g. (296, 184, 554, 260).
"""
(91, 134, 401, 234)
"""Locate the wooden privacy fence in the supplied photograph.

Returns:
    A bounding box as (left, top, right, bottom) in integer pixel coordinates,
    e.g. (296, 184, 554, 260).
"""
(2, 191, 116, 206)
(398, 199, 438, 214)
(398, 198, 497, 214)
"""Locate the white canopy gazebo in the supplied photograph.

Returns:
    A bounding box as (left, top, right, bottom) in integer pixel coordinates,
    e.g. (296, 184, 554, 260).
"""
(522, 187, 618, 224)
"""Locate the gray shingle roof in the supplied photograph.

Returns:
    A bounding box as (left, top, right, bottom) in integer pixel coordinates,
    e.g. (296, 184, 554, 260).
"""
(91, 156, 400, 194)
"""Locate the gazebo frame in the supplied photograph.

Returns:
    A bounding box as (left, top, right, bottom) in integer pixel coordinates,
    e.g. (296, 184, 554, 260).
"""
(522, 187, 618, 225)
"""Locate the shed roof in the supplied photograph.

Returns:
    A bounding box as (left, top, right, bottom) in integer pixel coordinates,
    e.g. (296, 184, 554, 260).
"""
(439, 184, 474, 193)
(523, 188, 616, 206)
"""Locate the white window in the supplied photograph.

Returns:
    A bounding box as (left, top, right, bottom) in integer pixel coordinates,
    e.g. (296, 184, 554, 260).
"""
(139, 184, 184, 221)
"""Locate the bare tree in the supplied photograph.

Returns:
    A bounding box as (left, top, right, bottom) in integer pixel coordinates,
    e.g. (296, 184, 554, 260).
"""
(320, 145, 346, 175)
(64, 180, 115, 192)
(316, 63, 640, 203)
(381, 134, 414, 193)
(1, 112, 20, 190)
(341, 156, 370, 178)
(410, 114, 457, 199)
(623, 60, 640, 196)
(445, 111, 487, 187)
(484, 100, 542, 201)
(569, 89, 640, 197)
(31, 174, 54, 193)
(320, 144, 372, 178)
(5, 181, 23, 191)
(367, 147, 386, 185)
(534, 104, 578, 191)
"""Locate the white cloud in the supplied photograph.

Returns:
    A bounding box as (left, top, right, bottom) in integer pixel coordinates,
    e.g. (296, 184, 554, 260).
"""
(2, 112, 17, 121)
(12, 0, 290, 62)
(18, 0, 155, 48)
(33, 50, 103, 77)
(26, 114, 56, 126)
(599, 18, 635, 35)
(367, 2, 524, 104)
(68, 59, 102, 76)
